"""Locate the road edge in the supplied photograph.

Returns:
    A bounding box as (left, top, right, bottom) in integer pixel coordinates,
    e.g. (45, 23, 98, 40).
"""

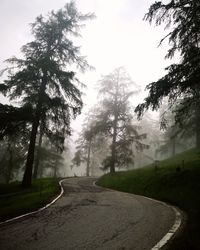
(94, 180, 184, 250)
(140, 195, 183, 250)
(0, 179, 65, 226)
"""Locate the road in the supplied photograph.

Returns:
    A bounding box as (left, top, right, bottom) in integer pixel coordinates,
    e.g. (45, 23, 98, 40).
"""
(0, 177, 175, 250)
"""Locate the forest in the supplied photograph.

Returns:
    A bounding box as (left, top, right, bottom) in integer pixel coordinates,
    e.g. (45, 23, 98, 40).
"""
(0, 1, 200, 249)
(0, 0, 199, 186)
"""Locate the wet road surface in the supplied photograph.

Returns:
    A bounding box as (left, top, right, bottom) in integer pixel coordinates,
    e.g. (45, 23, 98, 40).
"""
(0, 177, 175, 250)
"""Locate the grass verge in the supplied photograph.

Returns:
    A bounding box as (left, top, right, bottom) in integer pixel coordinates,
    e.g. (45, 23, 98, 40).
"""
(0, 178, 61, 222)
(97, 148, 200, 250)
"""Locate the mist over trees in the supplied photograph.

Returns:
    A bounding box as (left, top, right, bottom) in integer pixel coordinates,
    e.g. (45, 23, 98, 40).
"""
(71, 109, 108, 176)
(95, 68, 148, 173)
(0, 0, 199, 183)
(72, 68, 149, 174)
(0, 2, 93, 185)
(0, 135, 26, 184)
(135, 0, 200, 149)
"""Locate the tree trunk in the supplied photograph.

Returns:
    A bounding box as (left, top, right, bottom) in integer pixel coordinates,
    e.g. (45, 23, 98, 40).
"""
(110, 119, 117, 173)
(22, 116, 40, 187)
(110, 82, 119, 174)
(86, 139, 92, 177)
(22, 73, 47, 187)
(33, 125, 43, 179)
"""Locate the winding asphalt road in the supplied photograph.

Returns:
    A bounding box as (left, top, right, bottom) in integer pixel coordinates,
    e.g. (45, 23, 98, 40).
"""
(0, 177, 176, 250)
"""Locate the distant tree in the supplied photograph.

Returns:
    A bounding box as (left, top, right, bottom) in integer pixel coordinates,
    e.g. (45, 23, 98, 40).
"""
(95, 67, 147, 173)
(135, 112, 162, 166)
(32, 135, 66, 178)
(72, 133, 93, 177)
(71, 149, 83, 168)
(0, 104, 31, 183)
(89, 136, 109, 175)
(1, 2, 93, 186)
(0, 134, 28, 184)
(158, 100, 196, 157)
(72, 110, 103, 176)
(135, 0, 200, 148)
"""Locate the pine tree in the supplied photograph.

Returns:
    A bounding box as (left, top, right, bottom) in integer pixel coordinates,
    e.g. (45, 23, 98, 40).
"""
(135, 0, 200, 148)
(1, 2, 93, 186)
(95, 67, 147, 173)
(72, 110, 101, 176)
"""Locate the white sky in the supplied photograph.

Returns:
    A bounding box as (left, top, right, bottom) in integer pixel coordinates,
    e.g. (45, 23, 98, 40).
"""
(0, 0, 172, 129)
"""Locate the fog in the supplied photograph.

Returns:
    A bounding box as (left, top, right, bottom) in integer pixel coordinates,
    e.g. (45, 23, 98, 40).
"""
(0, 0, 195, 182)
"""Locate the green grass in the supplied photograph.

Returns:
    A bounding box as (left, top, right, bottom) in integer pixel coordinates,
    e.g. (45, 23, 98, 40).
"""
(0, 178, 61, 222)
(97, 148, 200, 250)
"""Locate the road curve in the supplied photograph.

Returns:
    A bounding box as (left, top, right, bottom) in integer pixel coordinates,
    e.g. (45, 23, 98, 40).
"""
(0, 177, 175, 250)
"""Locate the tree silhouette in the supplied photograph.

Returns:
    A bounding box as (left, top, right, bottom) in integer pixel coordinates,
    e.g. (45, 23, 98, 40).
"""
(95, 67, 147, 173)
(1, 2, 93, 186)
(72, 109, 104, 176)
(136, 0, 200, 148)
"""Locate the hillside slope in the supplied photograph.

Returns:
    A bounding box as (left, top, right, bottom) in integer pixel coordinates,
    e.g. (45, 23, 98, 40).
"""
(97, 148, 200, 250)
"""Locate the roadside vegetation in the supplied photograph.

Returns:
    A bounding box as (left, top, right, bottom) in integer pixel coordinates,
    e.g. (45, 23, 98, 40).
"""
(0, 178, 61, 222)
(0, 1, 199, 248)
(97, 148, 200, 250)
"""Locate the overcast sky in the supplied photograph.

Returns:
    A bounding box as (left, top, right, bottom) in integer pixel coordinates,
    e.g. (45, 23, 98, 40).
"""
(0, 0, 172, 126)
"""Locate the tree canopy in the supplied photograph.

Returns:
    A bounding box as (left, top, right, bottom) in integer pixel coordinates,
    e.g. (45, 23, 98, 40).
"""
(135, 0, 200, 148)
(0, 1, 94, 186)
(94, 67, 147, 173)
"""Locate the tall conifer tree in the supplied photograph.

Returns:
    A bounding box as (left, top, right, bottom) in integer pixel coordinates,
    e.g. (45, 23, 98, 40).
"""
(1, 2, 93, 186)
(135, 0, 200, 148)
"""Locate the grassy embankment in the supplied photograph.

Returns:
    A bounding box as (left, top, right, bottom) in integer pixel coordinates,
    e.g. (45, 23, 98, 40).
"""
(97, 148, 200, 250)
(0, 178, 61, 222)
